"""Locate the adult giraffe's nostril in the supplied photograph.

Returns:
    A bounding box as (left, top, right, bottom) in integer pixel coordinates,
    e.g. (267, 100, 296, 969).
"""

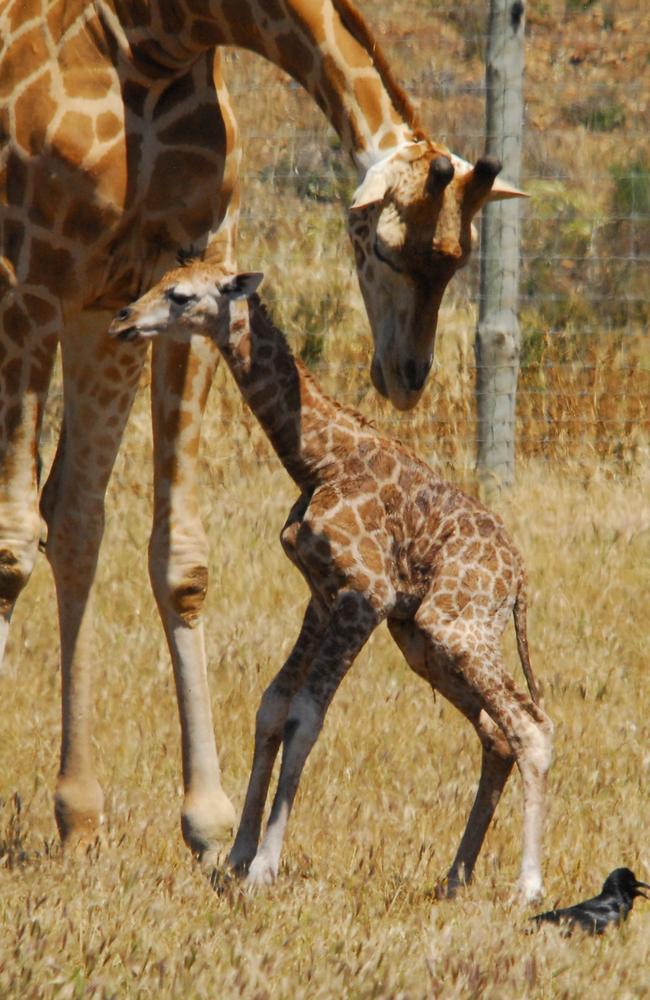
(115, 307, 132, 322)
(403, 357, 432, 393)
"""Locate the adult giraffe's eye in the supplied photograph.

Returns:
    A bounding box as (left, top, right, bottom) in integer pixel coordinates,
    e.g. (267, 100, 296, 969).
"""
(167, 289, 193, 306)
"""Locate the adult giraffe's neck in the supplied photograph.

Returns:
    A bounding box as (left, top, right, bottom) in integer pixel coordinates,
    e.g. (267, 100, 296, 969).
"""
(219, 299, 346, 491)
(202, 0, 420, 170)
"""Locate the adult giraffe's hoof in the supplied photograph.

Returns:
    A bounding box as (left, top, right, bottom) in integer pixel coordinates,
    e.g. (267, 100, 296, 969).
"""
(181, 788, 237, 866)
(54, 774, 104, 850)
(517, 873, 545, 906)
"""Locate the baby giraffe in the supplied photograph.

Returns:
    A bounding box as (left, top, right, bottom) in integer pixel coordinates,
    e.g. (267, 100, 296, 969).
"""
(109, 262, 553, 902)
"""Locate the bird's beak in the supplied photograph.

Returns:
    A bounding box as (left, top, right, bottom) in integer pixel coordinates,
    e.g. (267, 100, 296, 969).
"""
(634, 880, 650, 899)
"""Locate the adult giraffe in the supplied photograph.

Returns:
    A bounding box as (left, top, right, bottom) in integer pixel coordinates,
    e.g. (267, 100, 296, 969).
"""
(0, 0, 524, 867)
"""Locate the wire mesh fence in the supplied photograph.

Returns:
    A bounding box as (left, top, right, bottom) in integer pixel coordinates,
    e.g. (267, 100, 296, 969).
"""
(221, 0, 649, 476)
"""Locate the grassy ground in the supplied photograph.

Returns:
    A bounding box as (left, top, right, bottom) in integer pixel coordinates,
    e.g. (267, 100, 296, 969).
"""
(2, 1, 650, 997)
(2, 364, 649, 998)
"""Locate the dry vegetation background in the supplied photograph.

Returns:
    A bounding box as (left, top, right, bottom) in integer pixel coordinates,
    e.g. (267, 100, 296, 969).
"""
(1, 0, 650, 997)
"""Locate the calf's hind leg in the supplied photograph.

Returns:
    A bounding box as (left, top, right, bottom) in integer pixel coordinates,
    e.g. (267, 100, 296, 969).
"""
(389, 615, 552, 901)
(389, 619, 515, 895)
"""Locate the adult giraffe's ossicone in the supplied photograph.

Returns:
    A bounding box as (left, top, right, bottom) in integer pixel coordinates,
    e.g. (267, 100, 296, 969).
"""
(0, 0, 525, 866)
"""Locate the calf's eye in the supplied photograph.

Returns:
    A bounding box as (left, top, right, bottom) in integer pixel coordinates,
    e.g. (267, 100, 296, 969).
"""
(167, 289, 193, 306)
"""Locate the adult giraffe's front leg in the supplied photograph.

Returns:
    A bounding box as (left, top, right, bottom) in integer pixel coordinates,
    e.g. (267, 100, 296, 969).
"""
(0, 297, 59, 666)
(149, 334, 235, 866)
(39, 315, 149, 846)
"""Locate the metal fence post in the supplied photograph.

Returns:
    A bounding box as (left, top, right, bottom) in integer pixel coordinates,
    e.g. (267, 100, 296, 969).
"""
(475, 0, 526, 493)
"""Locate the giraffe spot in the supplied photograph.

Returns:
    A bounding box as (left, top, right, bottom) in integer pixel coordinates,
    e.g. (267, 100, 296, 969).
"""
(435, 593, 457, 616)
(334, 506, 359, 535)
(379, 129, 401, 149)
(53, 111, 97, 164)
(333, 550, 356, 572)
(352, 571, 371, 592)
(369, 450, 397, 478)
(3, 404, 22, 438)
(5, 151, 28, 207)
(3, 220, 25, 268)
(358, 498, 383, 529)
(276, 30, 316, 74)
(465, 541, 481, 562)
(60, 45, 114, 100)
(159, 103, 224, 149)
(248, 386, 274, 411)
(190, 19, 225, 47)
(399, 467, 416, 492)
(415, 490, 431, 515)
(353, 78, 384, 133)
(315, 539, 331, 559)
(314, 487, 339, 513)
(355, 474, 377, 495)
(358, 536, 383, 574)
(342, 455, 365, 479)
(0, 28, 50, 103)
(258, 0, 283, 18)
(145, 150, 215, 213)
(320, 54, 347, 137)
(158, 0, 185, 34)
(123, 80, 148, 117)
(96, 111, 122, 143)
(46, 0, 84, 37)
(62, 200, 109, 246)
(4, 303, 30, 346)
(29, 356, 54, 394)
(24, 295, 57, 326)
(477, 515, 495, 537)
(96, 388, 118, 408)
(323, 526, 351, 549)
(6, 0, 40, 31)
(28, 240, 74, 298)
(380, 484, 402, 514)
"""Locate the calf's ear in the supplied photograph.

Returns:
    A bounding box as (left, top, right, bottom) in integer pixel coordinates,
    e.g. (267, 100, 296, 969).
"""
(218, 272, 264, 299)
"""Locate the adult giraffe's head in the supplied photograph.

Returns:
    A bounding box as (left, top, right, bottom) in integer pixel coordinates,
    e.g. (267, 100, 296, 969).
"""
(347, 141, 525, 410)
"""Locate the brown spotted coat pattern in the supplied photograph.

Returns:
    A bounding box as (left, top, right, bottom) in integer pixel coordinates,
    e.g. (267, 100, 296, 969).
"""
(109, 263, 553, 901)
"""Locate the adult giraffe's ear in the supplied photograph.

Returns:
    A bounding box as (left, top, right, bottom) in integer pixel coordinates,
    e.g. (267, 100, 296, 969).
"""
(218, 272, 264, 299)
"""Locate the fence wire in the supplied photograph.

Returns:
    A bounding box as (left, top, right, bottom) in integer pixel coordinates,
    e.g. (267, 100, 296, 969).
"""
(221, 1, 649, 473)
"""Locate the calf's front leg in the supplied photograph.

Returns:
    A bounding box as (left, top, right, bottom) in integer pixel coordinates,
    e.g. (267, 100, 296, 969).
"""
(228, 599, 325, 873)
(245, 592, 381, 888)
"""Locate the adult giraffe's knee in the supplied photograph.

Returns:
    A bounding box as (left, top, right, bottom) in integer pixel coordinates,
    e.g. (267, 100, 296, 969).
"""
(148, 540, 210, 626)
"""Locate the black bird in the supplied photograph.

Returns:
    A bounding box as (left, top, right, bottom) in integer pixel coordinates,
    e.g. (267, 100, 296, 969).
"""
(531, 868, 650, 934)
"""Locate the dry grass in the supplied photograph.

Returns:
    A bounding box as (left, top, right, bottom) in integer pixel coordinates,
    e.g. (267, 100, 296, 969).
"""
(2, 358, 650, 999)
(2, 2, 650, 997)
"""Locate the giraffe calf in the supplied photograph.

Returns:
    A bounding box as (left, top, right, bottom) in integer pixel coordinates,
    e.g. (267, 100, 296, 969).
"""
(109, 262, 553, 902)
